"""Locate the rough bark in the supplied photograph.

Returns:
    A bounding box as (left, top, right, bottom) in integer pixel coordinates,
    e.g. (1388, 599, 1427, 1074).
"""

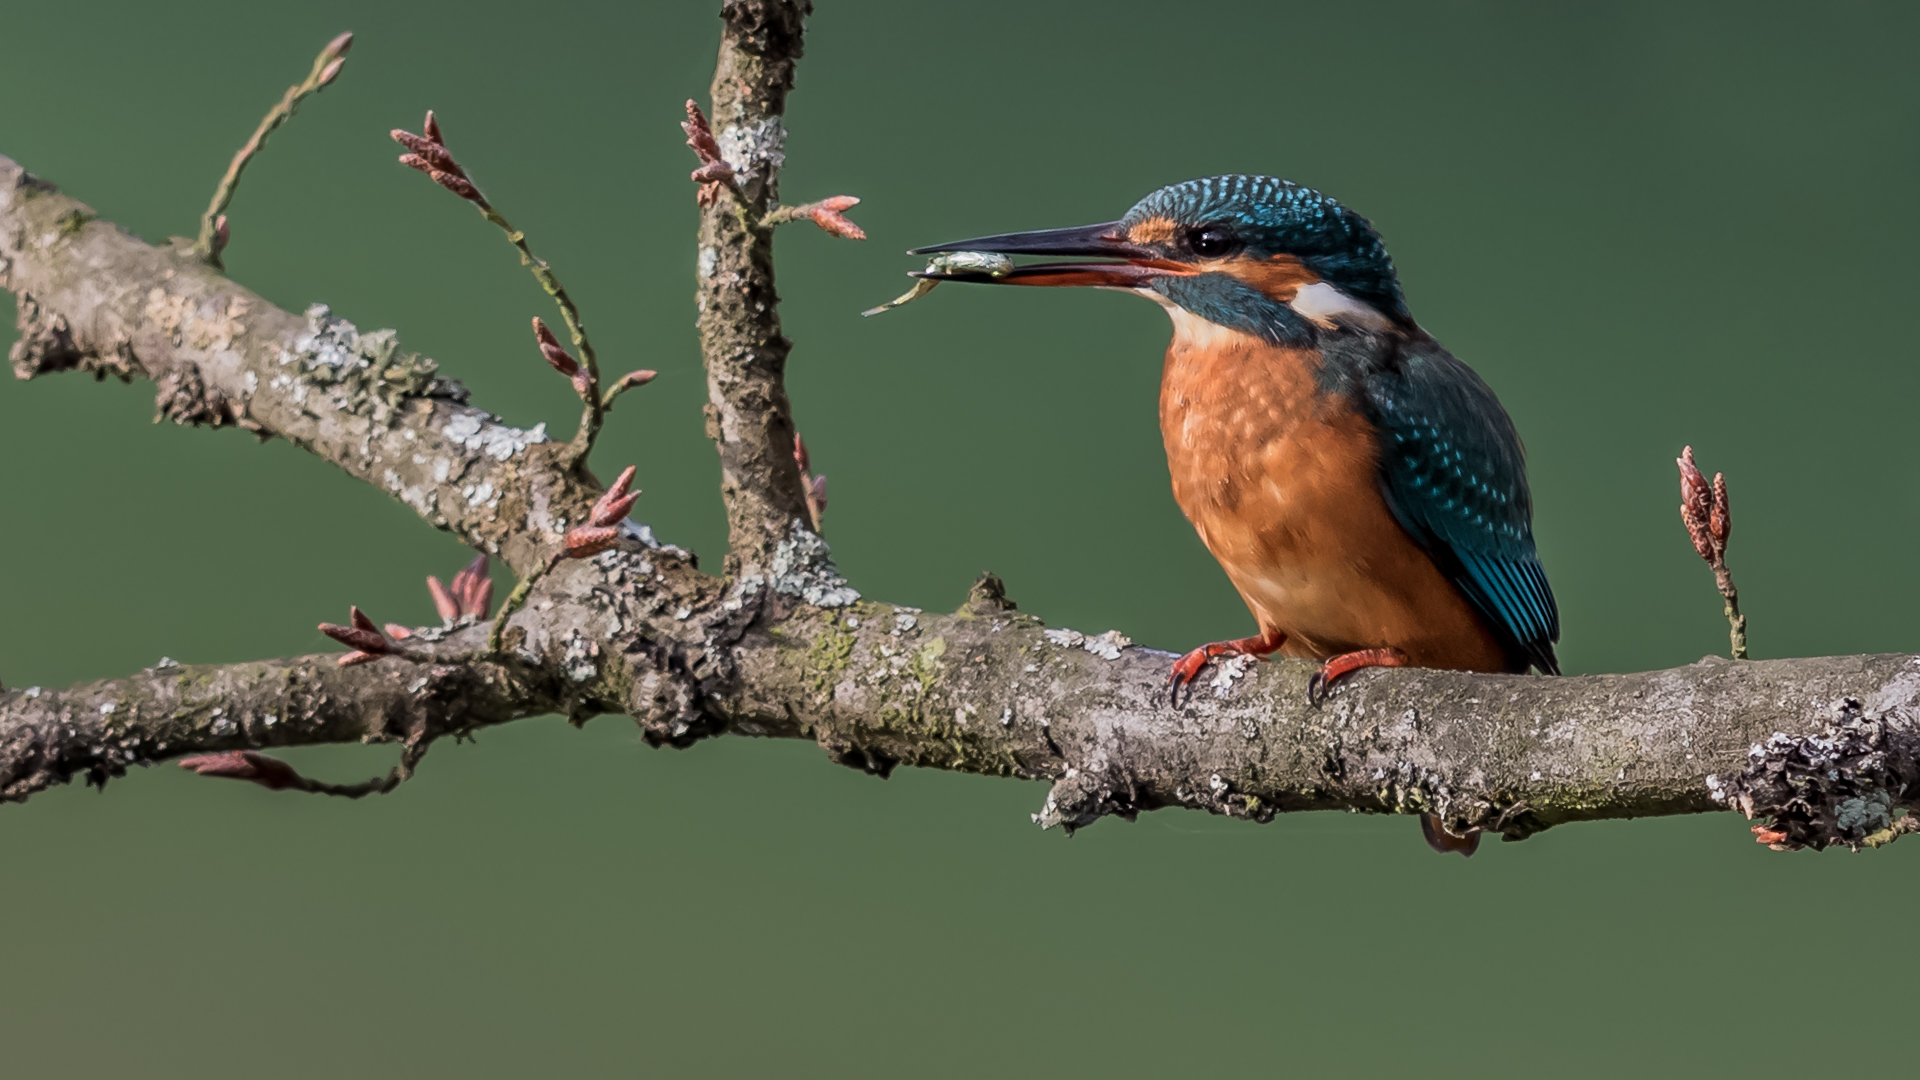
(695, 0, 818, 577)
(3, 8, 1915, 853)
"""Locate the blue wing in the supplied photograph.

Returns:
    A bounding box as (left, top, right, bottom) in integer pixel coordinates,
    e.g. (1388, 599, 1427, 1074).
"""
(1357, 339, 1560, 674)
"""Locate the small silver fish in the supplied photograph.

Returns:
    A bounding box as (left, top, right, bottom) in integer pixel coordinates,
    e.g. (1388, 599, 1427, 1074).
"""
(861, 251, 1016, 316)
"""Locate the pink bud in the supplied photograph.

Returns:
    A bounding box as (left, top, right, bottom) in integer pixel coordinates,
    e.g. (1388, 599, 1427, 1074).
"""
(532, 317, 580, 376)
(427, 575, 460, 622)
(563, 524, 620, 560)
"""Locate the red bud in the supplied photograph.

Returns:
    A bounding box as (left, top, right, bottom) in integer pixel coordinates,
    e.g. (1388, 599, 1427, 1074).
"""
(532, 317, 580, 376)
(801, 196, 866, 240)
(180, 750, 303, 791)
(563, 524, 620, 559)
(431, 170, 485, 206)
(468, 577, 493, 618)
(322, 31, 354, 60)
(427, 575, 460, 622)
(319, 622, 387, 654)
(424, 110, 443, 145)
(1677, 446, 1715, 563)
(682, 100, 723, 163)
(317, 57, 346, 87)
(349, 606, 378, 635)
(1710, 473, 1730, 546)
(690, 160, 736, 185)
(589, 466, 637, 527)
(384, 623, 413, 639)
(391, 131, 462, 176)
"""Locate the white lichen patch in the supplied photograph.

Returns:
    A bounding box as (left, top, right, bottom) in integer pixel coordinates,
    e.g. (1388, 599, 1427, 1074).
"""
(211, 717, 235, 736)
(285, 305, 458, 420)
(1042, 627, 1131, 660)
(697, 246, 718, 280)
(98, 702, 116, 715)
(1209, 653, 1254, 698)
(617, 519, 692, 563)
(562, 630, 600, 683)
(769, 520, 859, 607)
(443, 411, 548, 461)
(717, 117, 787, 185)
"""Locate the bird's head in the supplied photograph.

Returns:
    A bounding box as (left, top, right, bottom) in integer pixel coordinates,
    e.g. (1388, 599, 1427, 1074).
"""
(913, 174, 1411, 344)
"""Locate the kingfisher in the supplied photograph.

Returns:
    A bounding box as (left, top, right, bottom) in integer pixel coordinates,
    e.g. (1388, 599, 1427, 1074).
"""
(911, 174, 1559, 856)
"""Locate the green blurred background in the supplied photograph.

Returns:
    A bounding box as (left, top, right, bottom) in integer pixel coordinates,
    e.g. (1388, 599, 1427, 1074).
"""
(3, 1, 1916, 1075)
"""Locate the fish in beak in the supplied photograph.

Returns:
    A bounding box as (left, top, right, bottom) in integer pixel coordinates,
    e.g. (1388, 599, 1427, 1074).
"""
(908, 222, 1191, 288)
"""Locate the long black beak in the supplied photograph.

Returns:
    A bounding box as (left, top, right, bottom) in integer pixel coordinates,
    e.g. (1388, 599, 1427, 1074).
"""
(909, 221, 1188, 287)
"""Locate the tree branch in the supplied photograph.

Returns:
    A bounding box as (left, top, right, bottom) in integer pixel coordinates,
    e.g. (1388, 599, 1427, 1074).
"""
(0, 627, 545, 803)
(693, 0, 818, 576)
(4, 12, 1913, 856)
(1, 154, 621, 579)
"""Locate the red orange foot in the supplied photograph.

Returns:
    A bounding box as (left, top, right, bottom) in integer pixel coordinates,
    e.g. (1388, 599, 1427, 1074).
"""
(1307, 647, 1410, 705)
(1167, 631, 1285, 707)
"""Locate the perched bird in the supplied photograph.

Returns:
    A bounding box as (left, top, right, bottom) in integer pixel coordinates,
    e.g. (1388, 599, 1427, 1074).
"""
(912, 174, 1559, 856)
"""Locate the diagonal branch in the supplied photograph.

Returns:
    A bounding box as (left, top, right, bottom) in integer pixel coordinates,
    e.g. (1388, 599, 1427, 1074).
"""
(1, 154, 626, 579)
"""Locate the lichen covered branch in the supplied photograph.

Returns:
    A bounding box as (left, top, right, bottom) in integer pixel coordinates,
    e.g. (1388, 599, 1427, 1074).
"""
(5, 17, 1913, 858)
(3, 154, 609, 578)
(0, 628, 544, 803)
(691, 0, 818, 576)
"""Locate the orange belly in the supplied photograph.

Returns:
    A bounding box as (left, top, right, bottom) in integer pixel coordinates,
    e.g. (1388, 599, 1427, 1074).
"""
(1159, 321, 1510, 673)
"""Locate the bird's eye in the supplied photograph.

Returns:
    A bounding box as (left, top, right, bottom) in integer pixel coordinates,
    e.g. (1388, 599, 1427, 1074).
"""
(1189, 227, 1234, 258)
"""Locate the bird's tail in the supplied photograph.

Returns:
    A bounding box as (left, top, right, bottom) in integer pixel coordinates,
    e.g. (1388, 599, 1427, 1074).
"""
(1420, 814, 1479, 857)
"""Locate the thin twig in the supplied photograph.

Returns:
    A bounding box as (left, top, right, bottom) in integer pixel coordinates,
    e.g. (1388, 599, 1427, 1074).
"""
(1678, 446, 1748, 659)
(487, 563, 548, 653)
(392, 115, 606, 470)
(178, 741, 427, 799)
(194, 32, 353, 267)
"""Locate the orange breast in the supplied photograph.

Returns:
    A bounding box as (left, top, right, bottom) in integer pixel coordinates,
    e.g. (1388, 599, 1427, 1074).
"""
(1158, 317, 1510, 672)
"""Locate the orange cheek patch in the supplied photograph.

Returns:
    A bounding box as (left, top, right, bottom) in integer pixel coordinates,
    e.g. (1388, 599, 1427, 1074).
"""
(1216, 254, 1322, 301)
(1127, 216, 1179, 245)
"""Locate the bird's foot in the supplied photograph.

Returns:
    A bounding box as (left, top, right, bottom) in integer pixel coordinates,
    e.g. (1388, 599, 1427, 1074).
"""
(1306, 647, 1409, 705)
(1167, 631, 1284, 707)
(1420, 814, 1480, 857)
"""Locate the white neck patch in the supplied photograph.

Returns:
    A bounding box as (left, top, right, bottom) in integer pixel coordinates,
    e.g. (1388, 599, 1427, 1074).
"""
(1287, 281, 1393, 330)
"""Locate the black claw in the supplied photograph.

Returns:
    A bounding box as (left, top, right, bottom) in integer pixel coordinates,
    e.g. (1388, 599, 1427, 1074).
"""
(1306, 670, 1327, 707)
